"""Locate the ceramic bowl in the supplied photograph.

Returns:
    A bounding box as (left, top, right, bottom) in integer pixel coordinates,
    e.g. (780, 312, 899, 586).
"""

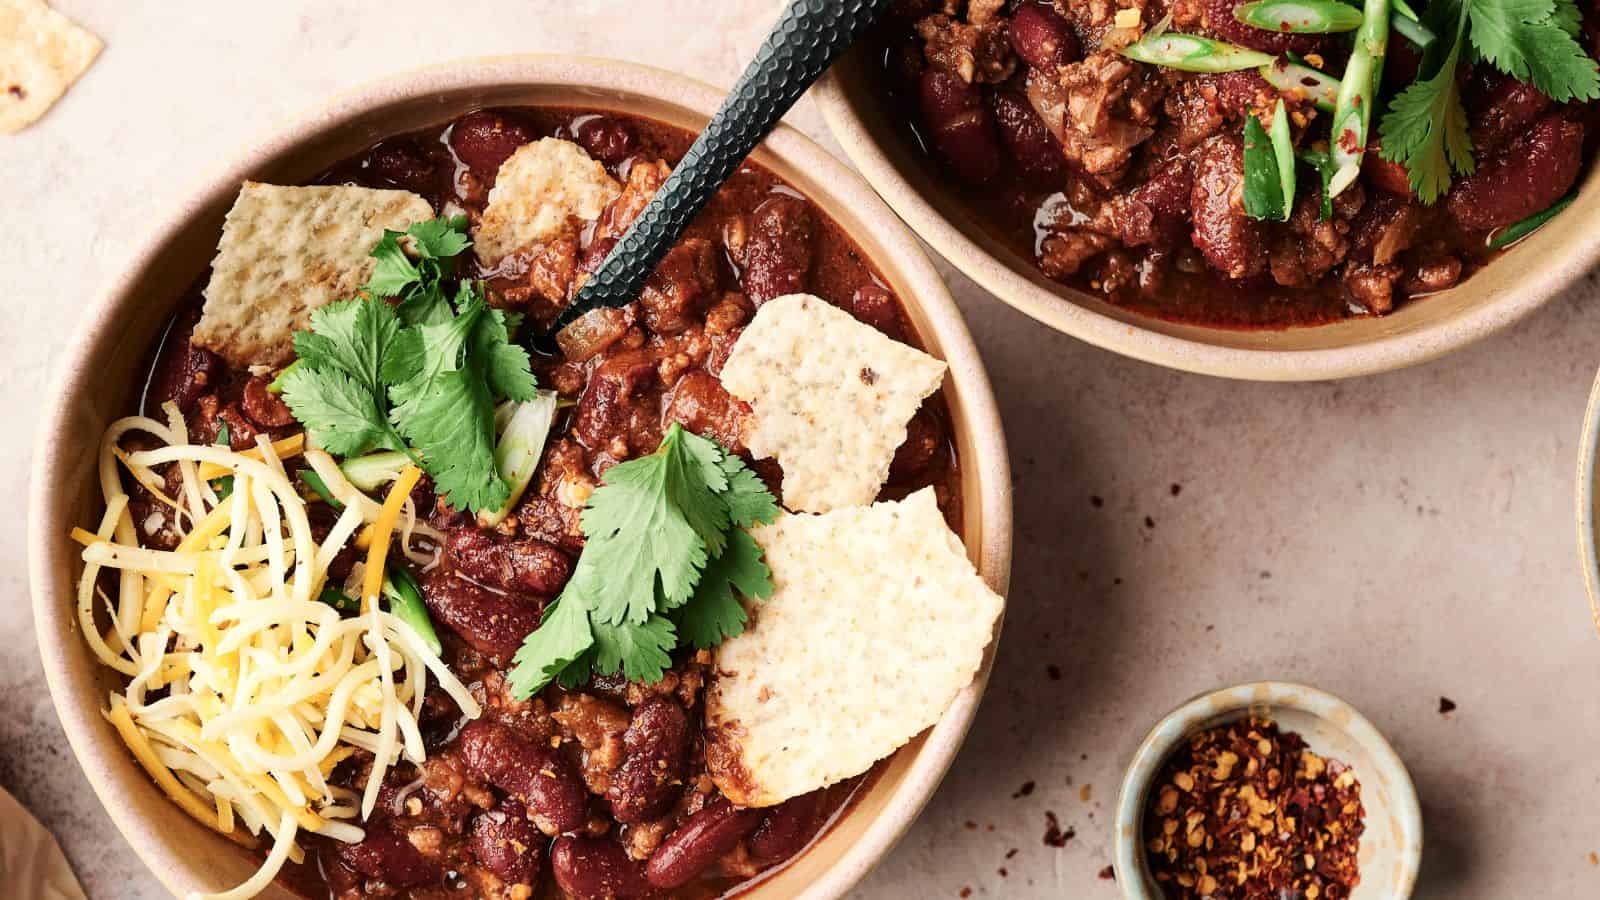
(1577, 368, 1600, 633)
(815, 53, 1600, 382)
(27, 56, 1013, 900)
(1113, 682, 1422, 900)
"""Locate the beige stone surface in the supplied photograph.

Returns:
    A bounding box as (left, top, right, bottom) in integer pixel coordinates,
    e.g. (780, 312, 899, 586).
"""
(3, 2, 1598, 898)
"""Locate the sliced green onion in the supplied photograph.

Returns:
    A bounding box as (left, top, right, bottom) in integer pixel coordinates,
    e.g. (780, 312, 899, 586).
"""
(318, 585, 358, 614)
(1327, 0, 1390, 199)
(1260, 59, 1340, 112)
(267, 361, 300, 394)
(214, 421, 230, 447)
(1244, 113, 1287, 221)
(1119, 33, 1275, 72)
(1488, 194, 1576, 249)
(1270, 100, 1296, 220)
(383, 568, 441, 656)
(300, 469, 345, 511)
(1391, 0, 1419, 21)
(340, 450, 413, 493)
(1389, 10, 1434, 48)
(481, 391, 560, 528)
(212, 475, 235, 501)
(1236, 0, 1363, 34)
(1298, 148, 1337, 221)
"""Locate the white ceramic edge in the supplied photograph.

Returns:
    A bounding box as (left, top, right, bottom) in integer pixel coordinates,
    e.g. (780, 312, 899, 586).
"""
(26, 55, 1015, 900)
(1110, 681, 1423, 900)
(814, 69, 1595, 383)
(1577, 367, 1600, 636)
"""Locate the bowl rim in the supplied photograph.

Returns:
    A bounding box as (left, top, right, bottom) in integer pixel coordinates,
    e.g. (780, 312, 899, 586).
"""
(1577, 367, 1600, 635)
(1111, 680, 1423, 900)
(26, 54, 1014, 900)
(814, 65, 1594, 383)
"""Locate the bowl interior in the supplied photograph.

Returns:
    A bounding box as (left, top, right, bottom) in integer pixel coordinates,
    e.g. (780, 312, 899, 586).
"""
(1577, 367, 1600, 633)
(30, 59, 1011, 900)
(1115, 684, 1422, 900)
(818, 48, 1600, 380)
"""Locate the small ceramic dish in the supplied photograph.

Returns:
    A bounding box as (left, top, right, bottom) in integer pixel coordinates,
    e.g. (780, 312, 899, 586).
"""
(27, 56, 1013, 900)
(1113, 682, 1422, 900)
(1577, 367, 1600, 633)
(815, 54, 1600, 382)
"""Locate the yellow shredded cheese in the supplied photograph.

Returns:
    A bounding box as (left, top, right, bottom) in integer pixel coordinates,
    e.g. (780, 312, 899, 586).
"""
(73, 416, 477, 900)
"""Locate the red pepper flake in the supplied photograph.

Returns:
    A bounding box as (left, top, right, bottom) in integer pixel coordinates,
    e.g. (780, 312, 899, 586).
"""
(1170, 483, 1182, 496)
(1090, 495, 1104, 508)
(1098, 865, 1116, 880)
(1005, 848, 1019, 859)
(959, 888, 972, 898)
(6, 84, 24, 100)
(1043, 811, 1074, 847)
(1438, 697, 1457, 715)
(1046, 664, 1062, 681)
(963, 820, 978, 831)
(1144, 515, 1156, 529)
(1144, 716, 1364, 899)
(998, 867, 1009, 877)
(1012, 780, 1036, 799)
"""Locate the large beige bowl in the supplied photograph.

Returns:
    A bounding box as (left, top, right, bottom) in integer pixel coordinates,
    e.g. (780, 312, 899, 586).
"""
(816, 51, 1600, 381)
(27, 56, 1013, 899)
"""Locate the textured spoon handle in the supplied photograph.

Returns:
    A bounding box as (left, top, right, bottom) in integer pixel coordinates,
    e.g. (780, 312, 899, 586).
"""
(539, 0, 895, 346)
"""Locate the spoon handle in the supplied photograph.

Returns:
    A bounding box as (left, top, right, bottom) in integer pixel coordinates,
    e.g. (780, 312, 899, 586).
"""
(539, 0, 894, 346)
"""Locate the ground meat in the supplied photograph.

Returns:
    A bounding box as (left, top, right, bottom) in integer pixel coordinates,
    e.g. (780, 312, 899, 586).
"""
(1034, 50, 1164, 177)
(915, 12, 1016, 84)
(1190, 134, 1267, 279)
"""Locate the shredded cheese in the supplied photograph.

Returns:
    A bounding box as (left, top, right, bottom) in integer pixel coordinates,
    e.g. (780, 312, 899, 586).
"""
(74, 416, 477, 900)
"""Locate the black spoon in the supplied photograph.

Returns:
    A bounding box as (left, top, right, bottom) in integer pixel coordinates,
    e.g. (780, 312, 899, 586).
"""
(531, 0, 895, 353)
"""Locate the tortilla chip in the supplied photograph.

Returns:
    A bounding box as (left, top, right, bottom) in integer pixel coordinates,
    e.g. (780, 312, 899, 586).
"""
(475, 137, 621, 265)
(705, 488, 1002, 807)
(719, 294, 947, 514)
(0, 0, 101, 134)
(194, 182, 433, 367)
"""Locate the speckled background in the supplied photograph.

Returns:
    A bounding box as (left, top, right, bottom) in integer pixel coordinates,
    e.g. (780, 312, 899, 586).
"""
(4, 2, 1600, 898)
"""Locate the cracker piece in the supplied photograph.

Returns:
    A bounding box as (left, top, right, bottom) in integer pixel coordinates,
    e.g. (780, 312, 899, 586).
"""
(704, 488, 1002, 807)
(475, 137, 621, 264)
(0, 0, 102, 134)
(719, 294, 947, 514)
(194, 182, 433, 367)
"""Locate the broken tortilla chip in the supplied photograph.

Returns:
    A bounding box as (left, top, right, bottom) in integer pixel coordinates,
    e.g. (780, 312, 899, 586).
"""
(0, 0, 101, 134)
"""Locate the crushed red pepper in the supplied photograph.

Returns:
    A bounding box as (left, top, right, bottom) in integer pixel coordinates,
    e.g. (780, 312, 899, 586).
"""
(1143, 717, 1364, 899)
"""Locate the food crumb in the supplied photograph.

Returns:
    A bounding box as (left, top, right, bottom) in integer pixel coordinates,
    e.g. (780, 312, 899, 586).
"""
(1098, 865, 1116, 880)
(985, 823, 994, 832)
(1170, 483, 1182, 496)
(1090, 495, 1104, 508)
(1012, 780, 1036, 799)
(1005, 848, 1019, 859)
(1438, 697, 1457, 714)
(997, 868, 1008, 878)
(1046, 664, 1062, 681)
(964, 820, 977, 831)
(1143, 515, 1155, 529)
(1079, 783, 1092, 803)
(959, 888, 972, 898)
(1043, 811, 1074, 847)
(1259, 570, 1271, 579)
(1589, 852, 1598, 866)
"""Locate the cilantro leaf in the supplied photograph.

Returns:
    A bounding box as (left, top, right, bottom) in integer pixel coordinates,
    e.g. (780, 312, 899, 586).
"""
(677, 529, 772, 649)
(365, 231, 422, 297)
(392, 362, 507, 513)
(575, 425, 724, 623)
(293, 298, 398, 397)
(1379, 0, 1475, 204)
(280, 299, 406, 456)
(507, 597, 595, 698)
(473, 307, 540, 403)
(718, 452, 780, 529)
(279, 364, 403, 456)
(406, 215, 472, 260)
(1467, 0, 1600, 103)
(591, 615, 677, 684)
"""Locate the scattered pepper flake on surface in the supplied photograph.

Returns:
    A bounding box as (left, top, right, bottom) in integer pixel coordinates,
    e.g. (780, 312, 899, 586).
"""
(1439, 696, 1457, 714)
(998, 867, 1009, 878)
(1044, 811, 1075, 847)
(1047, 664, 1062, 681)
(959, 888, 972, 898)
(1170, 483, 1182, 496)
(1099, 865, 1117, 880)
(1090, 495, 1104, 508)
(1079, 783, 1092, 803)
(1013, 780, 1036, 799)
(1144, 515, 1156, 529)
(1005, 848, 1019, 859)
(1143, 716, 1364, 899)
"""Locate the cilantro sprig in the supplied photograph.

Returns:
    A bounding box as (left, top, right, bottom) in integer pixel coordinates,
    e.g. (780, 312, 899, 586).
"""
(508, 424, 780, 697)
(278, 217, 539, 512)
(1379, 0, 1600, 203)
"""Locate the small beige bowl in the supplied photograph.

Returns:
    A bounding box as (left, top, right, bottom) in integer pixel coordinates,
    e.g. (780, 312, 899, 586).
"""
(1113, 682, 1422, 900)
(816, 53, 1600, 381)
(26, 56, 1013, 900)
(1576, 368, 1600, 633)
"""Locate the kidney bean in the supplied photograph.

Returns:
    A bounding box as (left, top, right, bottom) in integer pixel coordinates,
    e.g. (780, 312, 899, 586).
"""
(551, 836, 653, 900)
(362, 139, 439, 194)
(420, 569, 544, 660)
(444, 528, 574, 597)
(990, 91, 1064, 180)
(470, 799, 543, 886)
(739, 195, 815, 305)
(662, 370, 748, 454)
(608, 698, 691, 824)
(335, 823, 440, 887)
(639, 238, 719, 334)
(144, 313, 219, 415)
(1203, 0, 1327, 55)
(573, 115, 637, 166)
(1466, 71, 1552, 157)
(888, 407, 946, 486)
(1008, 1, 1078, 70)
(449, 109, 536, 174)
(1190, 134, 1267, 279)
(240, 375, 296, 429)
(1448, 114, 1584, 232)
(457, 721, 588, 835)
(748, 790, 826, 863)
(1363, 143, 1414, 198)
(1130, 155, 1196, 238)
(572, 350, 660, 454)
(645, 799, 763, 888)
(918, 69, 1002, 184)
(849, 284, 906, 339)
